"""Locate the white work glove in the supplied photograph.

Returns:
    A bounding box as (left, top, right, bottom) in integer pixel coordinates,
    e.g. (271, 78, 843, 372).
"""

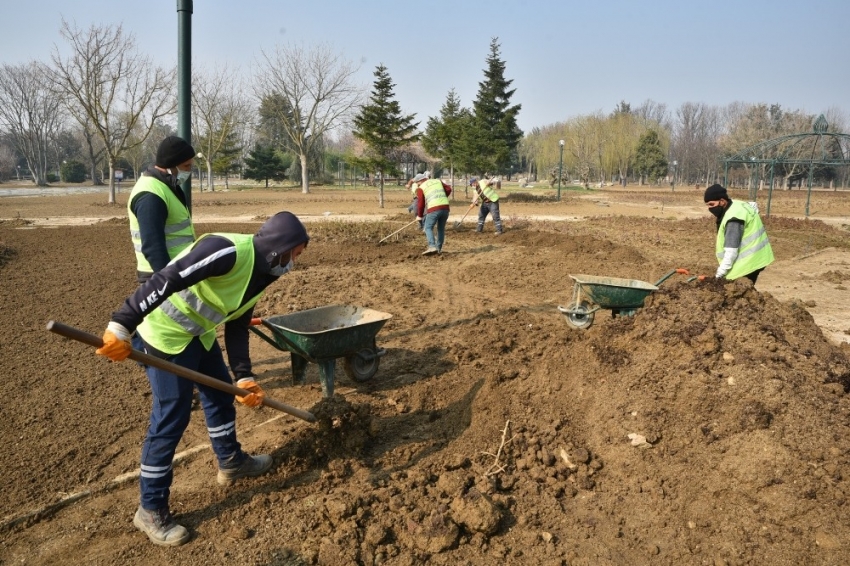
(748, 201, 760, 214)
(715, 247, 739, 279)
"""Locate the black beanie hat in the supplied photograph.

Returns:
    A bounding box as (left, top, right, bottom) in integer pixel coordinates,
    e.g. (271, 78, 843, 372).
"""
(155, 136, 196, 168)
(703, 184, 729, 203)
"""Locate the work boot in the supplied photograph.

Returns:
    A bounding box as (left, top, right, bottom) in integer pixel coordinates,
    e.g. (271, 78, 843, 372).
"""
(422, 247, 438, 256)
(217, 454, 273, 486)
(133, 506, 190, 547)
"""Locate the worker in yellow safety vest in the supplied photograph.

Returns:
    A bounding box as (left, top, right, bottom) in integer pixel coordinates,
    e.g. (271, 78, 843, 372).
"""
(414, 177, 452, 255)
(96, 212, 309, 547)
(703, 184, 774, 284)
(471, 176, 503, 235)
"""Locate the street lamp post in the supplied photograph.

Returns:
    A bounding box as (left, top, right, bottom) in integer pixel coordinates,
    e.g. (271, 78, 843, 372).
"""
(557, 139, 565, 201)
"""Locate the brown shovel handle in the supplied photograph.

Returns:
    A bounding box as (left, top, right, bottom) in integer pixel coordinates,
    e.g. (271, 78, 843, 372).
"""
(46, 320, 316, 423)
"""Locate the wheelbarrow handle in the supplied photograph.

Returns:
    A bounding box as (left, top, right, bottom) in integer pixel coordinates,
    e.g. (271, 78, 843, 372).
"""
(46, 320, 317, 423)
(653, 268, 690, 287)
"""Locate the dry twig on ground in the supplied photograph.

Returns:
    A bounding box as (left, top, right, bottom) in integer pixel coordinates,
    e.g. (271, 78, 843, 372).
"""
(482, 419, 516, 477)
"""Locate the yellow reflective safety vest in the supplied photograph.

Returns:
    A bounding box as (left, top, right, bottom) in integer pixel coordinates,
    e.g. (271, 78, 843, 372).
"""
(420, 178, 449, 208)
(716, 201, 774, 280)
(128, 175, 195, 273)
(478, 179, 499, 202)
(137, 234, 261, 354)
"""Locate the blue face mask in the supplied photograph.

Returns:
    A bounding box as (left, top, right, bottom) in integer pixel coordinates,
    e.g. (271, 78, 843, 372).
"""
(269, 259, 294, 277)
(175, 169, 191, 184)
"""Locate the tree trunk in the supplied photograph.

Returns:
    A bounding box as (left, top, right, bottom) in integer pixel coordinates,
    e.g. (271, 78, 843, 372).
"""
(207, 161, 215, 192)
(300, 152, 310, 194)
(378, 171, 385, 208)
(108, 160, 116, 204)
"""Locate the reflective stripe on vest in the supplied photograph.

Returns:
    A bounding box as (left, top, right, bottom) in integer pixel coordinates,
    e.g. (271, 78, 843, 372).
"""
(479, 180, 499, 202)
(716, 201, 775, 280)
(420, 179, 449, 208)
(128, 175, 195, 273)
(137, 233, 261, 354)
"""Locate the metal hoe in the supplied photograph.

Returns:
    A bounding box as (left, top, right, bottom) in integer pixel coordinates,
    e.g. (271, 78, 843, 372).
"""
(378, 218, 419, 244)
(453, 201, 478, 229)
(46, 320, 317, 423)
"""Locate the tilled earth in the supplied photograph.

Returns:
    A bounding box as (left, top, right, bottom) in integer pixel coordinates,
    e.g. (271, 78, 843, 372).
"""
(1, 187, 850, 565)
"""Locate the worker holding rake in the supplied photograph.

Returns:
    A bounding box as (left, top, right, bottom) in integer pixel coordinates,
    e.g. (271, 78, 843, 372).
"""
(415, 176, 452, 255)
(471, 176, 503, 235)
(95, 212, 309, 547)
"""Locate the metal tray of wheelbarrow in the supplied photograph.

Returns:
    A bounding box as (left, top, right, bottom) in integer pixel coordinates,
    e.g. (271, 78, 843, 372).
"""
(557, 269, 688, 330)
(250, 305, 392, 398)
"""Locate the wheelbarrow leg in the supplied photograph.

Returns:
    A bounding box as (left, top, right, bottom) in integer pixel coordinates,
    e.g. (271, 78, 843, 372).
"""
(317, 359, 336, 398)
(291, 353, 308, 385)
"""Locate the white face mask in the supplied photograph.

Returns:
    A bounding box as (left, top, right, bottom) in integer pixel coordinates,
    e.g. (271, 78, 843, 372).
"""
(269, 259, 294, 277)
(174, 169, 191, 184)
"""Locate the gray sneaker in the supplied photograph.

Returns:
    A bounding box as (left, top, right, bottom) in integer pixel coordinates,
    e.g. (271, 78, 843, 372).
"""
(422, 247, 438, 256)
(133, 506, 190, 547)
(217, 454, 273, 486)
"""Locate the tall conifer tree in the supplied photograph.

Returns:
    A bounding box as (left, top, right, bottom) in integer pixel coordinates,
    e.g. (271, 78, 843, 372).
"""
(352, 64, 419, 208)
(469, 38, 522, 175)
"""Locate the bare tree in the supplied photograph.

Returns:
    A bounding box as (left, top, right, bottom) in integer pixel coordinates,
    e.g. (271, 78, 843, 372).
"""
(192, 65, 251, 192)
(255, 42, 362, 193)
(51, 19, 175, 203)
(0, 62, 65, 186)
(0, 143, 17, 182)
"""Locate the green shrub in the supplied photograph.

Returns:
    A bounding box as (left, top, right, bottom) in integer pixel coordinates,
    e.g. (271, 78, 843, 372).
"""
(60, 160, 87, 183)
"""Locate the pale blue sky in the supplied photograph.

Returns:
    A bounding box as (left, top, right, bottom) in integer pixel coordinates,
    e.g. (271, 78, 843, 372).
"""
(3, 0, 849, 131)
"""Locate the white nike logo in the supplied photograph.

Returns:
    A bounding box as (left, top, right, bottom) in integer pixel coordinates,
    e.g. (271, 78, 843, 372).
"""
(157, 282, 168, 295)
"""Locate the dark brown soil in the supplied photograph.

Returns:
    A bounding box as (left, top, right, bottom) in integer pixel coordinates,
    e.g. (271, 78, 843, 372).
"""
(2, 187, 850, 566)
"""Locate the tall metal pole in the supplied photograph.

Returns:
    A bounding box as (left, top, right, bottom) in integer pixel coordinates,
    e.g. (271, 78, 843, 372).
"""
(557, 139, 564, 201)
(177, 0, 193, 211)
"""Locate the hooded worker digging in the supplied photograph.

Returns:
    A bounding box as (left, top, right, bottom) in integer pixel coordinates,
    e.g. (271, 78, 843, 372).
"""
(95, 211, 309, 547)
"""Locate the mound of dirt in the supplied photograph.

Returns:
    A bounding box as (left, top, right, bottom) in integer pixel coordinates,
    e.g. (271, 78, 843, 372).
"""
(2, 196, 850, 565)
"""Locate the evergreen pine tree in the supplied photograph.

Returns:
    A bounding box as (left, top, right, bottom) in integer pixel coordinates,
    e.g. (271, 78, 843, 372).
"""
(352, 64, 419, 208)
(243, 145, 289, 188)
(469, 38, 522, 176)
(421, 88, 471, 190)
(634, 130, 668, 186)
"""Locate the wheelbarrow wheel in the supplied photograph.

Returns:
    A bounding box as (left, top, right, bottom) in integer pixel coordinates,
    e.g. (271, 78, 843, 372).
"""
(563, 301, 595, 330)
(343, 348, 380, 382)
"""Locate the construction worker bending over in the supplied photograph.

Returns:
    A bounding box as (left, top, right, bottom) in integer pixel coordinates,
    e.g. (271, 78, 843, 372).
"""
(703, 184, 774, 284)
(415, 176, 452, 255)
(471, 176, 503, 235)
(96, 212, 309, 547)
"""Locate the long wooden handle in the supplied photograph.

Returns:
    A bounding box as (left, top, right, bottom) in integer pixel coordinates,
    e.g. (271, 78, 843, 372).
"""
(46, 320, 316, 423)
(378, 218, 418, 243)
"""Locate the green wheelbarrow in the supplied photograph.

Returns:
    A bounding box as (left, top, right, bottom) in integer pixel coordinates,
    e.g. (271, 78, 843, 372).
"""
(557, 268, 689, 330)
(249, 305, 393, 398)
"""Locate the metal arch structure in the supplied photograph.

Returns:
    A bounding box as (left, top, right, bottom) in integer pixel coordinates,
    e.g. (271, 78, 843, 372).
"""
(723, 115, 850, 217)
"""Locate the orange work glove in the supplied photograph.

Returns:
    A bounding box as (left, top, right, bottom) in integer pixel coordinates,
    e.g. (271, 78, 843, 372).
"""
(675, 268, 690, 275)
(698, 275, 708, 282)
(235, 378, 265, 408)
(95, 322, 132, 361)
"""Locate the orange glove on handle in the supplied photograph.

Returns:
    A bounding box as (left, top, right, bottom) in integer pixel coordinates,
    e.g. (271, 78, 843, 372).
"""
(675, 268, 690, 275)
(95, 322, 132, 361)
(235, 378, 265, 408)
